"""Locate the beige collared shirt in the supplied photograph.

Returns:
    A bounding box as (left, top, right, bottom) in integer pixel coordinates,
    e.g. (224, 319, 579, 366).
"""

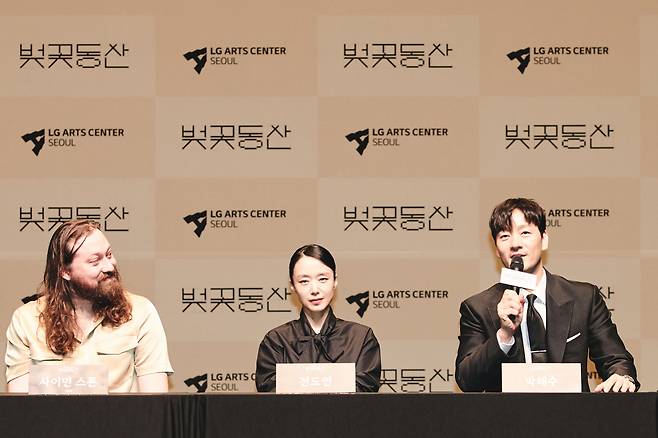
(5, 292, 173, 392)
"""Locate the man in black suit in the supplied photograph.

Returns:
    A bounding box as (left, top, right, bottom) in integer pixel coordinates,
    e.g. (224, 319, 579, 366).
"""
(456, 198, 638, 392)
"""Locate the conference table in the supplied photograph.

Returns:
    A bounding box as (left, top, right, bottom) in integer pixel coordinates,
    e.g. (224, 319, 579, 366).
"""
(1, 392, 656, 438)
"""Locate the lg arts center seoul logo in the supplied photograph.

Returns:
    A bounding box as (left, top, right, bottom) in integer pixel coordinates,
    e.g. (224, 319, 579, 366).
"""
(183, 208, 288, 237)
(507, 45, 609, 74)
(183, 45, 287, 75)
(346, 289, 448, 317)
(184, 372, 255, 393)
(21, 129, 46, 156)
(345, 127, 449, 156)
(21, 127, 125, 157)
(345, 129, 369, 155)
(545, 207, 611, 229)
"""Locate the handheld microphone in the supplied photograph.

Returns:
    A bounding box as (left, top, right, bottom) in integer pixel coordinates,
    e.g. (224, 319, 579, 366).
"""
(508, 256, 524, 322)
(510, 256, 524, 293)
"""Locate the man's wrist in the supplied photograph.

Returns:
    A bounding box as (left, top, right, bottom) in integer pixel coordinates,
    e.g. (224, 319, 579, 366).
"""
(496, 328, 514, 344)
(496, 328, 515, 355)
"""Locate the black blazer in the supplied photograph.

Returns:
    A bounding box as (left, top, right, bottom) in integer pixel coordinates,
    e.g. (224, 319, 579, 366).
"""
(255, 307, 381, 392)
(455, 271, 638, 392)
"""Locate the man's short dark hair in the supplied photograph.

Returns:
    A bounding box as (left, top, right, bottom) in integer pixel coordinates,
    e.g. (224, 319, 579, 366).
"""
(489, 198, 546, 240)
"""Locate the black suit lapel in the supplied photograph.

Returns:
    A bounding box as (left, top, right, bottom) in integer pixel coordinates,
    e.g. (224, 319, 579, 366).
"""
(545, 271, 574, 363)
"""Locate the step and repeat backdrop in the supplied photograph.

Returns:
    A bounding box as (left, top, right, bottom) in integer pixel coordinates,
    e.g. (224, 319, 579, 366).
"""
(1, 1, 657, 393)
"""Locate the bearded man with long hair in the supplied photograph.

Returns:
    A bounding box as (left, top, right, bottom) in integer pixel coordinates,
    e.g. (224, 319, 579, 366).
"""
(5, 220, 173, 392)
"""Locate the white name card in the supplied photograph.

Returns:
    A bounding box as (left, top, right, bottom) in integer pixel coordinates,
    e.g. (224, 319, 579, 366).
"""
(29, 363, 109, 395)
(500, 268, 537, 290)
(502, 363, 581, 393)
(276, 363, 356, 394)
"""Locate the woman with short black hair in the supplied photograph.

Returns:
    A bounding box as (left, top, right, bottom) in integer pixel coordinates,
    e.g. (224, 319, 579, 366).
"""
(255, 244, 381, 392)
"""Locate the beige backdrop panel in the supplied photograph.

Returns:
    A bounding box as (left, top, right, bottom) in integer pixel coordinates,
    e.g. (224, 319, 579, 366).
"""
(155, 179, 318, 256)
(0, 1, 157, 15)
(168, 341, 259, 393)
(2, 97, 154, 178)
(640, 16, 658, 96)
(641, 178, 658, 253)
(641, 99, 658, 177)
(155, 14, 316, 96)
(0, 178, 155, 258)
(331, 256, 478, 340)
(480, 12, 638, 96)
(319, 97, 478, 177)
(639, 340, 658, 392)
(0, 16, 155, 97)
(380, 340, 459, 393)
(155, 97, 318, 178)
(318, 178, 479, 253)
(155, 257, 297, 344)
(639, 256, 658, 390)
(318, 16, 479, 97)
(480, 97, 640, 178)
(640, 258, 658, 338)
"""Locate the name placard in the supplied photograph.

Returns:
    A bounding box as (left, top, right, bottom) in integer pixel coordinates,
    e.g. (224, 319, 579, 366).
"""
(276, 363, 356, 394)
(29, 363, 109, 395)
(502, 363, 581, 393)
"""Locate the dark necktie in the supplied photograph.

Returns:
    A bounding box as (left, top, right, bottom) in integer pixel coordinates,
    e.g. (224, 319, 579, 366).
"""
(526, 294, 547, 363)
